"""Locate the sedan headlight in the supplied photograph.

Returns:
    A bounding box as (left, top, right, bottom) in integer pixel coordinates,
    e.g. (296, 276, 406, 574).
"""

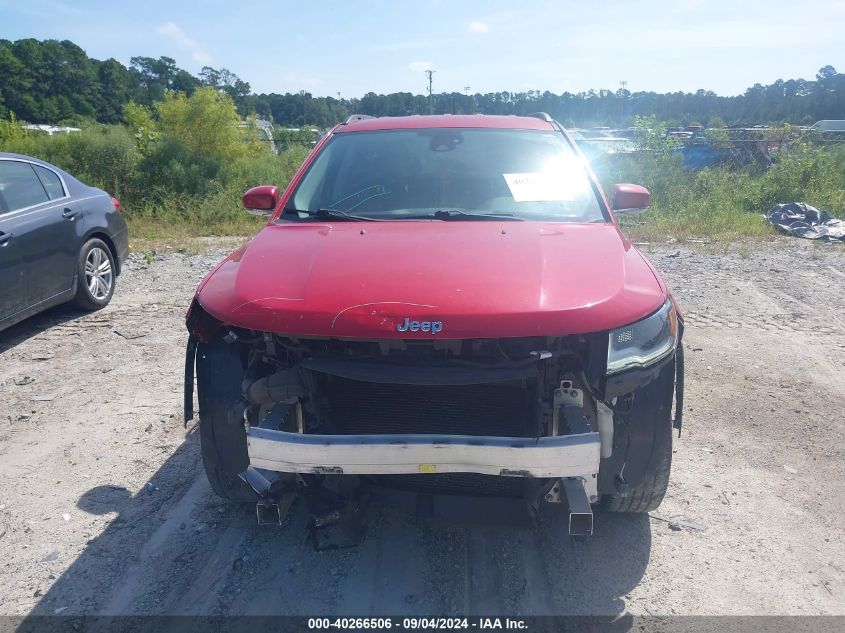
(607, 300, 678, 375)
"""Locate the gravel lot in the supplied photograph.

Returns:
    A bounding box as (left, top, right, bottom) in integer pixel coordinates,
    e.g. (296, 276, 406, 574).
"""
(0, 237, 843, 618)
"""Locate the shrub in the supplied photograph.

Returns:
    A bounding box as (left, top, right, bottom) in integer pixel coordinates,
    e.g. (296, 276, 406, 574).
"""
(69, 126, 140, 198)
(217, 146, 310, 193)
(134, 137, 222, 198)
(2, 125, 139, 198)
(125, 146, 310, 234)
(594, 133, 844, 241)
(757, 144, 845, 213)
(0, 112, 27, 145)
(123, 101, 157, 153)
(155, 87, 264, 160)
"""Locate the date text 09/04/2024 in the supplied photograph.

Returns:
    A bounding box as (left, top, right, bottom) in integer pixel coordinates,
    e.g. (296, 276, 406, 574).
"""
(307, 617, 528, 630)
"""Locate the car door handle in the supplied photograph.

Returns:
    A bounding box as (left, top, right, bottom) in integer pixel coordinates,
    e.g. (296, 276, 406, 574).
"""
(62, 208, 79, 220)
(0, 231, 13, 246)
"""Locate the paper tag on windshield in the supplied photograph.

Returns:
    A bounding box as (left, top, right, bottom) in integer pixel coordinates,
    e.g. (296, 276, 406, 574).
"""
(503, 173, 575, 202)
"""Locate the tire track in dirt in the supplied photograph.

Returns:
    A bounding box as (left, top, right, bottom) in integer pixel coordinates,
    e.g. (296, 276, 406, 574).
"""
(99, 475, 211, 615)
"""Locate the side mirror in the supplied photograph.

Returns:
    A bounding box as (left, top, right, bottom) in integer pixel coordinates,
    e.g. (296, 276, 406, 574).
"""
(611, 183, 650, 214)
(243, 185, 280, 216)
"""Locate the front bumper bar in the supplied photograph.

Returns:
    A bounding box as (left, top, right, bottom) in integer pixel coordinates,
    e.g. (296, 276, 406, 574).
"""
(247, 427, 601, 479)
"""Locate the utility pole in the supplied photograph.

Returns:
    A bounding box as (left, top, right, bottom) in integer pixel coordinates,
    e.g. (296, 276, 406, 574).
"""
(425, 69, 436, 114)
(618, 80, 628, 128)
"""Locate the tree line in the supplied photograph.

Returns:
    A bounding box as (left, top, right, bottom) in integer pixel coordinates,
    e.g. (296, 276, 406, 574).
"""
(1, 38, 843, 128)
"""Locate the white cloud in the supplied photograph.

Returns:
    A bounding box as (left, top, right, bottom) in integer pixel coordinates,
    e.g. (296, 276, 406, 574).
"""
(156, 21, 196, 49)
(468, 21, 490, 33)
(155, 21, 212, 65)
(408, 61, 434, 72)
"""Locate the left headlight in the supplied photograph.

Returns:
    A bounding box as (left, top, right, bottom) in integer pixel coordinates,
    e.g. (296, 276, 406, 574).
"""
(607, 300, 678, 375)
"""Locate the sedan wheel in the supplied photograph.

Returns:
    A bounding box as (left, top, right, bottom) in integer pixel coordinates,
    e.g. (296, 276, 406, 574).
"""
(85, 246, 113, 300)
(73, 238, 116, 311)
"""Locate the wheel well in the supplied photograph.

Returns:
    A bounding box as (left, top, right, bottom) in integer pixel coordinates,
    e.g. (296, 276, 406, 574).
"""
(87, 231, 120, 275)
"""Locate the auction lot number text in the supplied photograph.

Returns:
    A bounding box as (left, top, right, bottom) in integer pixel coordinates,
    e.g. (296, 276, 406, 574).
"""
(308, 618, 528, 630)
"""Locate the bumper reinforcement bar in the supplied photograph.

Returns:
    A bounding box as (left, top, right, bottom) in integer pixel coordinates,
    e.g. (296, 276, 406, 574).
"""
(246, 427, 601, 479)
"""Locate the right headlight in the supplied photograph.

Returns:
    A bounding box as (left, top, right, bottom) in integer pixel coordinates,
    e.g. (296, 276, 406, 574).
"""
(606, 300, 678, 375)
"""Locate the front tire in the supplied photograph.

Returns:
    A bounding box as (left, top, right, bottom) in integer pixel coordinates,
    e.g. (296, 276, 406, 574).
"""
(602, 359, 675, 513)
(73, 238, 116, 311)
(603, 423, 672, 513)
(196, 339, 258, 502)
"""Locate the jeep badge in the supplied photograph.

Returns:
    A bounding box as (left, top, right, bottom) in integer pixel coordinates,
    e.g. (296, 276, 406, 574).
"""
(396, 317, 443, 334)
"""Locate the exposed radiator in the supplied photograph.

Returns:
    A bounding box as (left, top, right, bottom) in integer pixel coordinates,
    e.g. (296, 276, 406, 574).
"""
(323, 376, 534, 437)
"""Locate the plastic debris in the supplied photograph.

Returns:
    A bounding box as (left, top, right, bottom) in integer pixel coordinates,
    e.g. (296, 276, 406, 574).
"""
(40, 551, 59, 563)
(650, 514, 708, 532)
(768, 203, 845, 242)
(114, 329, 147, 340)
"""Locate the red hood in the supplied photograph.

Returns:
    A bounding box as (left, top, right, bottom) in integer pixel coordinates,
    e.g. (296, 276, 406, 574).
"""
(196, 222, 666, 339)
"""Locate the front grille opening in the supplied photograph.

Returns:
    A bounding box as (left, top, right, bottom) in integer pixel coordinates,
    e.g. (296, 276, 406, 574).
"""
(319, 376, 535, 437)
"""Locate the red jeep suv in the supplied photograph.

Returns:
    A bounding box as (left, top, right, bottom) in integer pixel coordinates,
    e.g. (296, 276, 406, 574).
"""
(185, 114, 684, 535)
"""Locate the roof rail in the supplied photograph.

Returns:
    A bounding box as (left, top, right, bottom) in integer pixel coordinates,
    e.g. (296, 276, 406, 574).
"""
(528, 112, 554, 123)
(343, 114, 375, 124)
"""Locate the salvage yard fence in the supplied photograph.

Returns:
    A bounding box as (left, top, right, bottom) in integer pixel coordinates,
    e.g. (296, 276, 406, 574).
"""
(584, 127, 845, 173)
(682, 127, 845, 171)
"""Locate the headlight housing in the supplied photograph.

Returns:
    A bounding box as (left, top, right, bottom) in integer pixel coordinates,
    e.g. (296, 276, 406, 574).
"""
(607, 300, 678, 375)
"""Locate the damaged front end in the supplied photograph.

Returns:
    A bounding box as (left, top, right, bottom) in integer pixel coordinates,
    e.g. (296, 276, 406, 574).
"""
(185, 294, 683, 536)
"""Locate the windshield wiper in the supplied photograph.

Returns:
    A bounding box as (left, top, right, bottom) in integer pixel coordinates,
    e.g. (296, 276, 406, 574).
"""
(404, 209, 524, 221)
(282, 207, 524, 222)
(282, 207, 378, 222)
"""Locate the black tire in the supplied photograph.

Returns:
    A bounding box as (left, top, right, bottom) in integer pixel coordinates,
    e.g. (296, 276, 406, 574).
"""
(603, 428, 671, 513)
(73, 238, 116, 311)
(602, 360, 675, 513)
(196, 339, 258, 503)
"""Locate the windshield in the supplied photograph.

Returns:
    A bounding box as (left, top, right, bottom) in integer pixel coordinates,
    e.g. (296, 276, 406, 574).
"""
(287, 128, 606, 222)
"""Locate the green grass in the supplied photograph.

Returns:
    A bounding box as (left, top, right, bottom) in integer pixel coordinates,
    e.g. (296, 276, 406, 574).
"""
(126, 214, 262, 241)
(620, 210, 772, 243)
(595, 145, 845, 243)
(123, 188, 266, 240)
(120, 147, 309, 240)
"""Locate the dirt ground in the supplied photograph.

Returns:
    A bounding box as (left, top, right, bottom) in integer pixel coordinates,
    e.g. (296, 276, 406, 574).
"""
(0, 237, 843, 619)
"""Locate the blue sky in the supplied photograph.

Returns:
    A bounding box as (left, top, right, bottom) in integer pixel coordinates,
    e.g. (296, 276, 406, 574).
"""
(2, 0, 843, 97)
